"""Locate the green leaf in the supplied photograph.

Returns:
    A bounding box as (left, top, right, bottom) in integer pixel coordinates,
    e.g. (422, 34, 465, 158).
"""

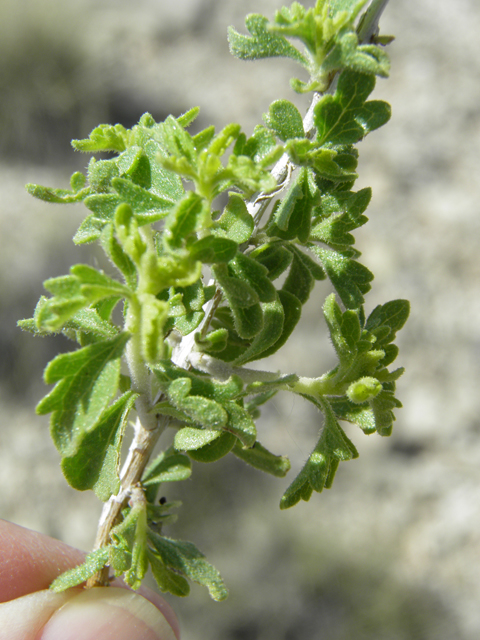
(222, 401, 257, 447)
(282, 249, 315, 305)
(148, 550, 190, 597)
(329, 397, 376, 435)
(111, 177, 174, 224)
(315, 70, 391, 146)
(310, 246, 373, 309)
(70, 264, 132, 300)
(233, 296, 284, 365)
(365, 299, 410, 346)
(26, 182, 90, 204)
(228, 14, 307, 64)
(61, 392, 136, 501)
(189, 236, 238, 264)
(167, 378, 228, 428)
(264, 100, 304, 141)
(280, 399, 358, 509)
(72, 123, 128, 152)
(147, 532, 228, 601)
(37, 333, 130, 456)
(143, 448, 192, 503)
(228, 253, 277, 303)
(212, 264, 259, 309)
(250, 243, 293, 280)
(233, 440, 290, 477)
(310, 187, 371, 249)
(212, 194, 254, 244)
(259, 289, 302, 359)
(50, 547, 110, 592)
(187, 431, 236, 463)
(139, 294, 169, 364)
(164, 192, 207, 249)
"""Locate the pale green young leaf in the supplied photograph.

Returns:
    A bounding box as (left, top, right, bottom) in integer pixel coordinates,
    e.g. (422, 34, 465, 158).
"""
(147, 532, 228, 601)
(26, 182, 90, 204)
(111, 177, 174, 224)
(72, 123, 128, 152)
(228, 14, 307, 64)
(212, 194, 254, 244)
(163, 192, 208, 250)
(50, 547, 110, 592)
(174, 427, 224, 452)
(70, 264, 132, 300)
(37, 333, 129, 456)
(61, 392, 137, 501)
(139, 294, 169, 364)
(264, 99, 305, 141)
(100, 224, 137, 288)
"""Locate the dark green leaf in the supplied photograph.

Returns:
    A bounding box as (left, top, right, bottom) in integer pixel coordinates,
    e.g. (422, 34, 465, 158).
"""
(310, 246, 373, 308)
(315, 70, 391, 146)
(61, 392, 136, 501)
(147, 532, 228, 601)
(365, 300, 410, 346)
(228, 253, 277, 303)
(37, 333, 129, 456)
(250, 243, 293, 280)
(187, 431, 236, 463)
(259, 289, 302, 359)
(234, 296, 284, 365)
(233, 440, 290, 477)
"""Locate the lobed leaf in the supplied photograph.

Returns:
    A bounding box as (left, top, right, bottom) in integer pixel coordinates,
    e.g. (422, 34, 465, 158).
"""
(61, 392, 137, 501)
(37, 333, 130, 456)
(147, 532, 228, 601)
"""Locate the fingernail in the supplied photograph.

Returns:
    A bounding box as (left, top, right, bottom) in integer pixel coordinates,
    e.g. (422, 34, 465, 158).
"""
(40, 587, 177, 640)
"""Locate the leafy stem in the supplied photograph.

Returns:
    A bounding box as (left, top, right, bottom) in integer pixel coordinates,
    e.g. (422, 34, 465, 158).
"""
(19, 0, 407, 601)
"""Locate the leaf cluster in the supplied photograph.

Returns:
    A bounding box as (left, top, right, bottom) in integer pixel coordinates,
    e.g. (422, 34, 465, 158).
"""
(18, 0, 408, 601)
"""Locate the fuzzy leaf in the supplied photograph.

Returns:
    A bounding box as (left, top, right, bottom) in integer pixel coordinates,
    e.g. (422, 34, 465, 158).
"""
(37, 333, 129, 456)
(61, 392, 136, 501)
(228, 253, 277, 303)
(111, 177, 174, 224)
(212, 194, 254, 244)
(310, 246, 373, 308)
(280, 400, 358, 509)
(50, 547, 110, 592)
(148, 550, 190, 597)
(228, 14, 306, 64)
(233, 440, 290, 477)
(250, 243, 293, 281)
(315, 70, 391, 146)
(233, 296, 284, 365)
(147, 532, 228, 601)
(187, 431, 236, 463)
(264, 100, 304, 141)
(189, 236, 238, 264)
(167, 378, 228, 428)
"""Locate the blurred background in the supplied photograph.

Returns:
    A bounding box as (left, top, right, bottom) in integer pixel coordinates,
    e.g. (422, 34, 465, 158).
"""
(1, 0, 480, 638)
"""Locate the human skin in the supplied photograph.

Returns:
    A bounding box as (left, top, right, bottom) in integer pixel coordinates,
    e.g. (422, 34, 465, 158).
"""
(0, 519, 180, 640)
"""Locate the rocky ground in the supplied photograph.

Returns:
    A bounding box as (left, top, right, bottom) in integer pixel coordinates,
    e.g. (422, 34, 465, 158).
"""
(1, 1, 480, 638)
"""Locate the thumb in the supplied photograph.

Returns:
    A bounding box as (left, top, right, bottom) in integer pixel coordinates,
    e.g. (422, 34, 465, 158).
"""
(0, 587, 178, 640)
